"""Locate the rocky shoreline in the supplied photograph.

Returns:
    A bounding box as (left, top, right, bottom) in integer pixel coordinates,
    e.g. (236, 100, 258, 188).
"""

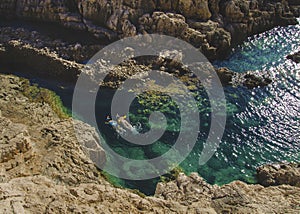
(0, 0, 300, 213)
(0, 73, 299, 213)
(0, 24, 272, 89)
(1, 0, 300, 60)
(1, 0, 299, 89)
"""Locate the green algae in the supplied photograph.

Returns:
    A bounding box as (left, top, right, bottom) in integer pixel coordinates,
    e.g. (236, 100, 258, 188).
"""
(19, 78, 71, 119)
(160, 165, 184, 183)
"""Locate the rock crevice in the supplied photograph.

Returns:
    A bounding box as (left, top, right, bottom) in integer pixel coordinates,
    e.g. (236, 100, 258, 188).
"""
(1, 0, 299, 60)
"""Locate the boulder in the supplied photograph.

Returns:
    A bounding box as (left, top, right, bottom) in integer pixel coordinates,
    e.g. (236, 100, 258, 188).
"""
(257, 163, 300, 187)
(177, 0, 212, 21)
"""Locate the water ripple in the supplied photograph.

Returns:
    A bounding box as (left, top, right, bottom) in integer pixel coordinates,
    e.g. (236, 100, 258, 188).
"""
(196, 19, 300, 185)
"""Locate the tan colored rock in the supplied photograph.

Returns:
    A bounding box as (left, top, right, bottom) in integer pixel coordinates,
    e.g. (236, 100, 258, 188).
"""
(188, 20, 219, 32)
(107, 8, 137, 37)
(257, 163, 300, 187)
(0, 117, 31, 163)
(0, 74, 299, 213)
(0, 74, 105, 185)
(0, 36, 82, 81)
(139, 12, 230, 59)
(1, 0, 299, 60)
(178, 0, 212, 21)
(223, 0, 246, 22)
(139, 12, 188, 36)
(73, 120, 106, 169)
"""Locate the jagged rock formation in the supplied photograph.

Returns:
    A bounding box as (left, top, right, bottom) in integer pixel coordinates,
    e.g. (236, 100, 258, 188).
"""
(0, 1, 299, 213)
(0, 26, 271, 89)
(156, 172, 300, 213)
(257, 162, 300, 187)
(0, 74, 106, 185)
(0, 73, 300, 213)
(0, 0, 299, 60)
(0, 117, 31, 164)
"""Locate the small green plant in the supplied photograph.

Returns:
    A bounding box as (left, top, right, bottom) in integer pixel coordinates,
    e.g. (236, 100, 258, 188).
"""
(160, 165, 184, 183)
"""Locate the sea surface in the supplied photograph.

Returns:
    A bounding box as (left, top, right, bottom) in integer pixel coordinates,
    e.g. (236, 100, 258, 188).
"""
(94, 20, 300, 194)
(2, 20, 299, 195)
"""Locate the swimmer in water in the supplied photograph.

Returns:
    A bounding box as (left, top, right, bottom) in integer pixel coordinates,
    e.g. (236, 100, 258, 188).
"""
(116, 114, 139, 135)
(106, 115, 138, 135)
(106, 116, 117, 127)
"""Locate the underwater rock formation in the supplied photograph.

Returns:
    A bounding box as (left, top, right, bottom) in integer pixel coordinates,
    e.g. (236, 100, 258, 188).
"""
(287, 51, 300, 63)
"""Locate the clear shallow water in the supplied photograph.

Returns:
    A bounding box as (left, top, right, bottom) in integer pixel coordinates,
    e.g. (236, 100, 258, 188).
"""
(200, 20, 300, 184)
(97, 21, 300, 193)
(2, 20, 299, 195)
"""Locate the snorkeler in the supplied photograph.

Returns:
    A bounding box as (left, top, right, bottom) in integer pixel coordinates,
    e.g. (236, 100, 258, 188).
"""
(106, 115, 117, 128)
(106, 115, 138, 135)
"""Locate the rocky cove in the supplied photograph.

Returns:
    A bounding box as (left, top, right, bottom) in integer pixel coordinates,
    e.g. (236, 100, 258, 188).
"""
(0, 0, 300, 213)
(0, 73, 299, 213)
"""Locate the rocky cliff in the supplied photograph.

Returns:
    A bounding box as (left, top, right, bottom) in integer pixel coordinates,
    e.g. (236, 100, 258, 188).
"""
(0, 25, 272, 89)
(0, 0, 299, 60)
(0, 73, 300, 213)
(0, 1, 300, 213)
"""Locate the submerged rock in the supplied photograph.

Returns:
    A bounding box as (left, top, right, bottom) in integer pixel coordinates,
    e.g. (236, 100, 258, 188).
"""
(287, 51, 300, 63)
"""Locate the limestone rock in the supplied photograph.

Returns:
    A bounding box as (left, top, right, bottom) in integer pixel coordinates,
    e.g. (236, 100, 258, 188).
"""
(1, 0, 299, 60)
(178, 0, 212, 21)
(223, 0, 246, 22)
(0, 73, 300, 213)
(212, 181, 300, 213)
(155, 172, 217, 205)
(0, 117, 31, 163)
(139, 12, 231, 60)
(139, 12, 188, 37)
(106, 9, 137, 37)
(73, 120, 106, 169)
(257, 163, 300, 187)
(0, 74, 106, 185)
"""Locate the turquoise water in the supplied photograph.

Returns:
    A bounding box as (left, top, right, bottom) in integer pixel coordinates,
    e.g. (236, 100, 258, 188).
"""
(3, 20, 299, 195)
(192, 21, 300, 185)
(95, 21, 300, 194)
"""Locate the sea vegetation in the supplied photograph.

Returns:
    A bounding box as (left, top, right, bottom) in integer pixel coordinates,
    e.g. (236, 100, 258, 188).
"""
(19, 78, 71, 119)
